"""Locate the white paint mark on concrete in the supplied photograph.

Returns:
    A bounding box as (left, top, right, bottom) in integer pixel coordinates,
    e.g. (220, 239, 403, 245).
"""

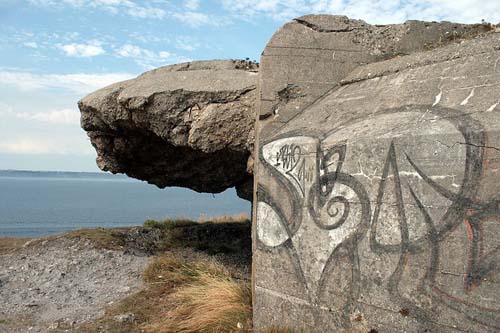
(255, 285, 331, 311)
(432, 90, 442, 106)
(460, 88, 475, 105)
(417, 108, 431, 123)
(487, 102, 498, 112)
(351, 160, 381, 181)
(332, 95, 367, 103)
(494, 57, 500, 72)
(256, 202, 289, 247)
(332, 51, 335, 60)
(351, 170, 455, 181)
(262, 136, 318, 199)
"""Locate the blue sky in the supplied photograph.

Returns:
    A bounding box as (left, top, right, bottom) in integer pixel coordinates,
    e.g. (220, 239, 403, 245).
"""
(0, 0, 499, 172)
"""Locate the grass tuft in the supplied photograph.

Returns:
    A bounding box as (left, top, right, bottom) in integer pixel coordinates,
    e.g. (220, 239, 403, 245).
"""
(64, 228, 126, 250)
(197, 213, 250, 224)
(76, 253, 251, 333)
(145, 255, 251, 333)
(143, 219, 197, 230)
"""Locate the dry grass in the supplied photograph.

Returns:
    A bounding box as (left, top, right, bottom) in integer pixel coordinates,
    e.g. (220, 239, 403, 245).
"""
(24, 228, 129, 252)
(144, 213, 250, 229)
(263, 328, 365, 333)
(145, 254, 251, 333)
(159, 278, 250, 332)
(197, 212, 250, 223)
(143, 218, 197, 230)
(0, 238, 31, 254)
(63, 228, 127, 250)
(76, 252, 251, 333)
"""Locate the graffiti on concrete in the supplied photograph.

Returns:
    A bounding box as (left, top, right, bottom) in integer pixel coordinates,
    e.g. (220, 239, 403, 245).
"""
(256, 105, 500, 329)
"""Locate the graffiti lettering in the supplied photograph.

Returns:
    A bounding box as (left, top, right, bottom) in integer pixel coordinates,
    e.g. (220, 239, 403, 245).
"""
(256, 106, 500, 330)
(274, 144, 301, 170)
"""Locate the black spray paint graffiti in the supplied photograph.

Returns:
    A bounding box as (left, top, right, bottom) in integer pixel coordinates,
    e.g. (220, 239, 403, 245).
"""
(256, 105, 500, 330)
(273, 143, 314, 196)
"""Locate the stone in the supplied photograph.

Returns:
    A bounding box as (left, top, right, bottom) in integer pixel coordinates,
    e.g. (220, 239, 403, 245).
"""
(254, 15, 499, 332)
(113, 313, 136, 323)
(47, 322, 59, 331)
(79, 59, 258, 200)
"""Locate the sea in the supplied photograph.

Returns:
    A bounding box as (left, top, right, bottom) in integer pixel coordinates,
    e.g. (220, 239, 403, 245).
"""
(0, 170, 251, 238)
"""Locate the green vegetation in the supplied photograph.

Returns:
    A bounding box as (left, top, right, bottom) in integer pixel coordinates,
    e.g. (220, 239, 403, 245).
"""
(166, 221, 250, 255)
(143, 218, 197, 230)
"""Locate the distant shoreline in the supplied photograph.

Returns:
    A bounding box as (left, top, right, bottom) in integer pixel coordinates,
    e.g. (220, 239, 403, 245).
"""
(0, 169, 129, 179)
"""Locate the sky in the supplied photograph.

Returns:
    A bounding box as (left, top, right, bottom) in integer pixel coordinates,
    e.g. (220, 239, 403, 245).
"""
(0, 0, 499, 172)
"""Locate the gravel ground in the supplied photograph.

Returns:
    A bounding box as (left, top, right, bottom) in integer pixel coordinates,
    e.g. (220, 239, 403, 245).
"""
(0, 237, 149, 332)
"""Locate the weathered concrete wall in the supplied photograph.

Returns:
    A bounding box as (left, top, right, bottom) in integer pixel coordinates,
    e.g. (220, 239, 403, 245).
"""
(253, 16, 500, 332)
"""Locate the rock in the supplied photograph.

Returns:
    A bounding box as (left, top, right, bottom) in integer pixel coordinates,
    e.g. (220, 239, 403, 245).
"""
(113, 313, 136, 323)
(47, 322, 59, 331)
(79, 59, 258, 200)
(253, 15, 499, 332)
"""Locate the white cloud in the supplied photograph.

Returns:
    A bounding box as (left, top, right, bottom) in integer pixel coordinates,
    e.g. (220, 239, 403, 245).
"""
(172, 11, 229, 28)
(128, 32, 169, 44)
(29, 0, 227, 26)
(127, 5, 165, 18)
(184, 0, 200, 10)
(115, 44, 161, 58)
(175, 37, 197, 52)
(0, 102, 80, 125)
(220, 0, 500, 24)
(57, 40, 105, 57)
(114, 44, 190, 69)
(0, 71, 135, 94)
(0, 136, 94, 155)
(15, 109, 80, 125)
(23, 41, 38, 48)
(29, 0, 168, 19)
(0, 102, 13, 114)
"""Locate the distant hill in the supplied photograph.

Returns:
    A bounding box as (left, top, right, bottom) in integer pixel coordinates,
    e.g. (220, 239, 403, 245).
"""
(0, 169, 130, 180)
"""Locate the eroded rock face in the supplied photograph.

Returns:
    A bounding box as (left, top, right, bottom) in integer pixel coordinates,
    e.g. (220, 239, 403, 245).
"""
(79, 60, 258, 200)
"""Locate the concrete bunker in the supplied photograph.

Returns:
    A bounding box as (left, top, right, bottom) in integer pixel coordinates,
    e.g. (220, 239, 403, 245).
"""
(79, 14, 500, 332)
(253, 15, 500, 332)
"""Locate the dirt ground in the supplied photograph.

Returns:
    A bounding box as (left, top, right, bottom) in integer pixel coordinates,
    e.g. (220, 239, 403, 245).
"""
(0, 236, 149, 332)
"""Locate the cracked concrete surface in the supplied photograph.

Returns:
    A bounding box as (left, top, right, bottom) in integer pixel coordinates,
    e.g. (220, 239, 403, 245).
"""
(254, 15, 500, 333)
